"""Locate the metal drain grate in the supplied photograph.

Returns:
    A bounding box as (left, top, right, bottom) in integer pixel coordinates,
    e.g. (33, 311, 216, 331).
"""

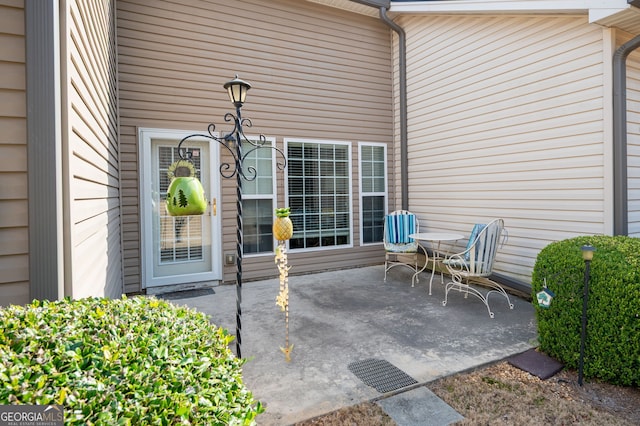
(348, 358, 418, 393)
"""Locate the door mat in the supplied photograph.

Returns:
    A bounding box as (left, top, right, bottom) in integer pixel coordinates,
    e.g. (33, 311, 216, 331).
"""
(508, 348, 564, 380)
(157, 287, 215, 300)
(348, 358, 418, 393)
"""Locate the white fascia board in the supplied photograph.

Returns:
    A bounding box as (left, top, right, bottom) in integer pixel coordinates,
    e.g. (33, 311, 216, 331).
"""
(589, 7, 633, 23)
(390, 0, 631, 16)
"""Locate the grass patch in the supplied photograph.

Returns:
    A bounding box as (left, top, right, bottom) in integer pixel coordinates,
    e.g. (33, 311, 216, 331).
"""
(294, 362, 640, 425)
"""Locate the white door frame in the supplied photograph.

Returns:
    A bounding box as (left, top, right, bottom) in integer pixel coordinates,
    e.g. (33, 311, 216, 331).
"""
(138, 128, 222, 289)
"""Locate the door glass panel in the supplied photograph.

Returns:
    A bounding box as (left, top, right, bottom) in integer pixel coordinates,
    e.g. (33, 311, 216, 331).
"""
(158, 147, 204, 263)
(151, 141, 212, 279)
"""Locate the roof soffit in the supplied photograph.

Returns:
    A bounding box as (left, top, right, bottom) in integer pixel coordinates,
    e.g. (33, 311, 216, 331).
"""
(591, 7, 640, 35)
(302, 0, 639, 35)
(389, 0, 628, 14)
(389, 0, 639, 35)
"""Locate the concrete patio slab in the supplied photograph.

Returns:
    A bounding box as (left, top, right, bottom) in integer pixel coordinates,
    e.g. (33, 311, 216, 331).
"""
(160, 265, 537, 425)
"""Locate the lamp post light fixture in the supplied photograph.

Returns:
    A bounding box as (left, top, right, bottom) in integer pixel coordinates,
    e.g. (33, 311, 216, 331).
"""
(224, 76, 251, 107)
(578, 244, 596, 386)
(175, 76, 287, 358)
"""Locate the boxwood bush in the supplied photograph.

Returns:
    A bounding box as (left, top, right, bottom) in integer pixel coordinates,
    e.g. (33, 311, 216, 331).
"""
(531, 235, 640, 386)
(0, 296, 263, 425)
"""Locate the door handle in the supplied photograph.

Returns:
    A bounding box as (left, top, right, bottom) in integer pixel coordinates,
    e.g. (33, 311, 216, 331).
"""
(211, 198, 217, 216)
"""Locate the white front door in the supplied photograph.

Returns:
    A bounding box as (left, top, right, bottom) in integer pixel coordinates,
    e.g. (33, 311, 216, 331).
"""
(139, 128, 221, 289)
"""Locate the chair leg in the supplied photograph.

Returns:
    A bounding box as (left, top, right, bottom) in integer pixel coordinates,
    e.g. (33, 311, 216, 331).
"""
(473, 277, 515, 310)
(442, 277, 497, 318)
(411, 256, 419, 287)
(384, 253, 423, 286)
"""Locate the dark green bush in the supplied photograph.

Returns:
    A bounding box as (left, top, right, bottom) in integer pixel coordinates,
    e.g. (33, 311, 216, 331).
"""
(0, 296, 263, 425)
(531, 235, 640, 386)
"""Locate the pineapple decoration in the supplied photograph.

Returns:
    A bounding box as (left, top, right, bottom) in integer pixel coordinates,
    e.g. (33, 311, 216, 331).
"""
(273, 207, 293, 241)
(274, 207, 294, 361)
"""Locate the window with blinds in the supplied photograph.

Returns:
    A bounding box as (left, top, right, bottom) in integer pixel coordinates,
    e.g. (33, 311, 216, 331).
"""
(242, 139, 277, 255)
(359, 143, 387, 244)
(286, 140, 352, 249)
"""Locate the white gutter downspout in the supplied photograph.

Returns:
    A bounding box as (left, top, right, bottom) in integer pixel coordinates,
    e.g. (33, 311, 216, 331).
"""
(613, 34, 640, 236)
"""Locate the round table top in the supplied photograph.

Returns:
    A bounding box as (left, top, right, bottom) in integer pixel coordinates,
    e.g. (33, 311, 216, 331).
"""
(408, 232, 465, 242)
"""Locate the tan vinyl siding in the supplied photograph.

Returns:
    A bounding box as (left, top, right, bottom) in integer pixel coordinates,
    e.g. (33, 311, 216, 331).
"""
(117, 0, 393, 289)
(621, 31, 640, 237)
(400, 15, 607, 284)
(63, 0, 121, 298)
(0, 0, 29, 306)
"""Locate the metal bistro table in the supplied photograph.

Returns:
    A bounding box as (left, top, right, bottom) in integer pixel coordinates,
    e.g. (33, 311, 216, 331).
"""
(408, 232, 464, 295)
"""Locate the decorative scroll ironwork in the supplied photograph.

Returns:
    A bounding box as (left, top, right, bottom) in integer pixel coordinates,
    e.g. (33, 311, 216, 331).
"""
(176, 113, 287, 181)
(175, 101, 287, 359)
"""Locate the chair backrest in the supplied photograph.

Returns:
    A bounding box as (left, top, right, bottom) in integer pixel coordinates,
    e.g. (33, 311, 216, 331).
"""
(464, 223, 485, 261)
(383, 210, 419, 251)
(466, 219, 506, 276)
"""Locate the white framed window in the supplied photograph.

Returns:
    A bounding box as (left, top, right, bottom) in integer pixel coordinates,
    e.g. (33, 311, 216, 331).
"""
(359, 142, 387, 245)
(242, 137, 277, 255)
(285, 139, 353, 250)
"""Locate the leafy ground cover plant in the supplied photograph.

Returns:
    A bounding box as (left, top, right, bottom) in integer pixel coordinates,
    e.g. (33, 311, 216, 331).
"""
(0, 296, 262, 425)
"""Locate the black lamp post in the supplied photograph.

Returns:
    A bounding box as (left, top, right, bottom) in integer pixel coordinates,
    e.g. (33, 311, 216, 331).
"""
(578, 244, 595, 386)
(176, 76, 286, 358)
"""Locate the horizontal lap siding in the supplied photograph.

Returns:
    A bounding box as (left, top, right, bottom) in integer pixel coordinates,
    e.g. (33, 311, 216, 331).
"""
(117, 0, 392, 289)
(0, 0, 29, 306)
(400, 15, 606, 284)
(65, 0, 122, 298)
(620, 30, 640, 237)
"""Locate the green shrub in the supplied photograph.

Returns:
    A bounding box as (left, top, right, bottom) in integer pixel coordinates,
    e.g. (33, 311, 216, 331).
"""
(531, 235, 640, 386)
(0, 296, 263, 425)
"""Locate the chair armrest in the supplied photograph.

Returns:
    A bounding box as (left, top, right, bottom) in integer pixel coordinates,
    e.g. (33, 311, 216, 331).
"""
(442, 252, 470, 274)
(500, 228, 508, 248)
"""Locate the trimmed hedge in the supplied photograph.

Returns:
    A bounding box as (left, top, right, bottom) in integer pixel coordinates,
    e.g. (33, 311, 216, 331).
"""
(531, 235, 640, 386)
(0, 296, 263, 425)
